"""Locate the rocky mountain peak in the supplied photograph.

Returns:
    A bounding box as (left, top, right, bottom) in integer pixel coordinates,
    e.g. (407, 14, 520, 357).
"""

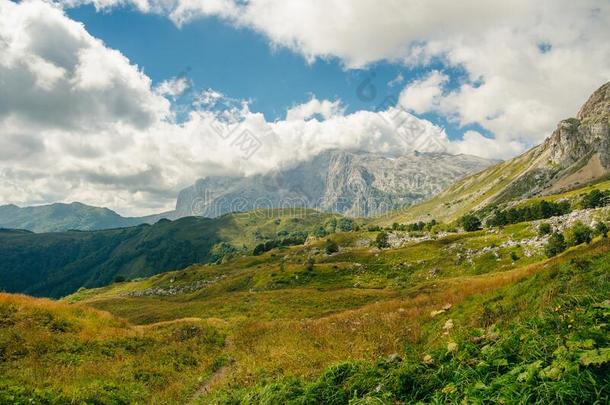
(577, 81, 610, 122)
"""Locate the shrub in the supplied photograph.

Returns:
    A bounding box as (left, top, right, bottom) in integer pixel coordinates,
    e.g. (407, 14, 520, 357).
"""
(375, 231, 390, 249)
(581, 189, 610, 209)
(113, 275, 126, 283)
(305, 257, 315, 272)
(314, 226, 327, 238)
(566, 221, 594, 246)
(338, 218, 354, 232)
(538, 223, 552, 236)
(545, 232, 567, 257)
(595, 222, 608, 238)
(324, 239, 339, 255)
(367, 225, 381, 232)
(460, 215, 481, 232)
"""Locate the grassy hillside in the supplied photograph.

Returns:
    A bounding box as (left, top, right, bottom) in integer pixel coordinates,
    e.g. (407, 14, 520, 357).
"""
(377, 147, 541, 225)
(55, 195, 609, 403)
(1, 215, 608, 402)
(3, 183, 610, 403)
(0, 209, 338, 298)
(0, 294, 226, 404)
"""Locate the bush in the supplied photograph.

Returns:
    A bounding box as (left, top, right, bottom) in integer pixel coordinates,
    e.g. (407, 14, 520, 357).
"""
(113, 275, 126, 283)
(566, 221, 594, 246)
(595, 222, 608, 238)
(338, 218, 354, 232)
(460, 215, 481, 232)
(314, 226, 327, 238)
(545, 232, 567, 257)
(538, 223, 552, 236)
(305, 257, 315, 272)
(582, 189, 610, 209)
(367, 225, 381, 232)
(375, 231, 390, 249)
(324, 239, 339, 255)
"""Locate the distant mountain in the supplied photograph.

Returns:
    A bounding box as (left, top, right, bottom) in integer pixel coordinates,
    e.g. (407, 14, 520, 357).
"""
(386, 81, 610, 224)
(0, 209, 336, 298)
(0, 202, 172, 233)
(176, 150, 497, 218)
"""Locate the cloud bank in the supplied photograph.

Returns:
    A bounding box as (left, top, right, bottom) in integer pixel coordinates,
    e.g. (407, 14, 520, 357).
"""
(1, 0, 609, 215)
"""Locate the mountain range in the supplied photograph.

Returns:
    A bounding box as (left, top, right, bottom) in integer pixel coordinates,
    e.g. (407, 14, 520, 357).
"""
(0, 151, 496, 233)
(175, 150, 497, 218)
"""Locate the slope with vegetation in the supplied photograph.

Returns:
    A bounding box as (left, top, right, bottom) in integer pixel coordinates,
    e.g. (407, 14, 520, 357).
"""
(381, 81, 610, 226)
(0, 209, 338, 298)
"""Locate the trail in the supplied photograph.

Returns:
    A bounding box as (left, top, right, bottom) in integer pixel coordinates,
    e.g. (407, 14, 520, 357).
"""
(188, 363, 232, 404)
(188, 336, 234, 404)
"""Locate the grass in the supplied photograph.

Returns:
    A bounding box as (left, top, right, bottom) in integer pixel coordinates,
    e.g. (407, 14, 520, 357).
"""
(4, 186, 610, 403)
(0, 294, 227, 404)
(207, 239, 610, 404)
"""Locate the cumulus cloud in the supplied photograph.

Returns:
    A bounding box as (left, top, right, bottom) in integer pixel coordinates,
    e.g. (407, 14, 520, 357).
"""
(285, 98, 345, 121)
(64, 0, 610, 153)
(155, 76, 190, 99)
(452, 131, 524, 160)
(3, 0, 610, 215)
(399, 71, 448, 114)
(0, 0, 453, 215)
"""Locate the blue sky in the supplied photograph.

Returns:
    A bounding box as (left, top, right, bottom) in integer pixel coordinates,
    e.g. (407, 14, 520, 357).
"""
(67, 4, 483, 140)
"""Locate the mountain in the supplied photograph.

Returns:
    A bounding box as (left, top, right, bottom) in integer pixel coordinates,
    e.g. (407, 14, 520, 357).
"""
(0, 202, 172, 233)
(0, 209, 337, 298)
(385, 81, 610, 224)
(176, 150, 497, 218)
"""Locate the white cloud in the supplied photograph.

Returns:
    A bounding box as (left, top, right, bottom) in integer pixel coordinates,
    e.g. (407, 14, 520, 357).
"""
(155, 75, 190, 98)
(2, 0, 609, 215)
(398, 71, 448, 114)
(63, 0, 610, 153)
(452, 131, 523, 160)
(285, 97, 345, 121)
(0, 0, 453, 216)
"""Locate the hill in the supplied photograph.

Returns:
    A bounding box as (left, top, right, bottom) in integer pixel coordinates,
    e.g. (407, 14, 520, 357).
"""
(0, 209, 338, 298)
(31, 190, 610, 403)
(382, 81, 610, 225)
(0, 202, 172, 233)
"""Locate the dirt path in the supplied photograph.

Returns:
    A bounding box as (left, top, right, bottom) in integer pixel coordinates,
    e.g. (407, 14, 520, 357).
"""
(188, 363, 232, 404)
(188, 335, 234, 404)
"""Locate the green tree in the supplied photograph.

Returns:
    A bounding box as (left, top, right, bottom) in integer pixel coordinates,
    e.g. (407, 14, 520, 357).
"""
(305, 257, 315, 272)
(324, 239, 339, 255)
(338, 218, 354, 232)
(595, 221, 608, 238)
(375, 231, 390, 249)
(545, 232, 567, 257)
(460, 215, 482, 232)
(582, 189, 609, 209)
(538, 223, 552, 237)
(566, 221, 594, 246)
(314, 226, 327, 238)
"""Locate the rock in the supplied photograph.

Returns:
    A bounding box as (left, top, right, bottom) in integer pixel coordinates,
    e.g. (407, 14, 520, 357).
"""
(175, 150, 496, 218)
(423, 354, 434, 365)
(443, 319, 454, 331)
(386, 353, 402, 363)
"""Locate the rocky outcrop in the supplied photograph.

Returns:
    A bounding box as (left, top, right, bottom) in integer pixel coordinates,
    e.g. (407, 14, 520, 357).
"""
(175, 150, 496, 218)
(495, 82, 610, 202)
